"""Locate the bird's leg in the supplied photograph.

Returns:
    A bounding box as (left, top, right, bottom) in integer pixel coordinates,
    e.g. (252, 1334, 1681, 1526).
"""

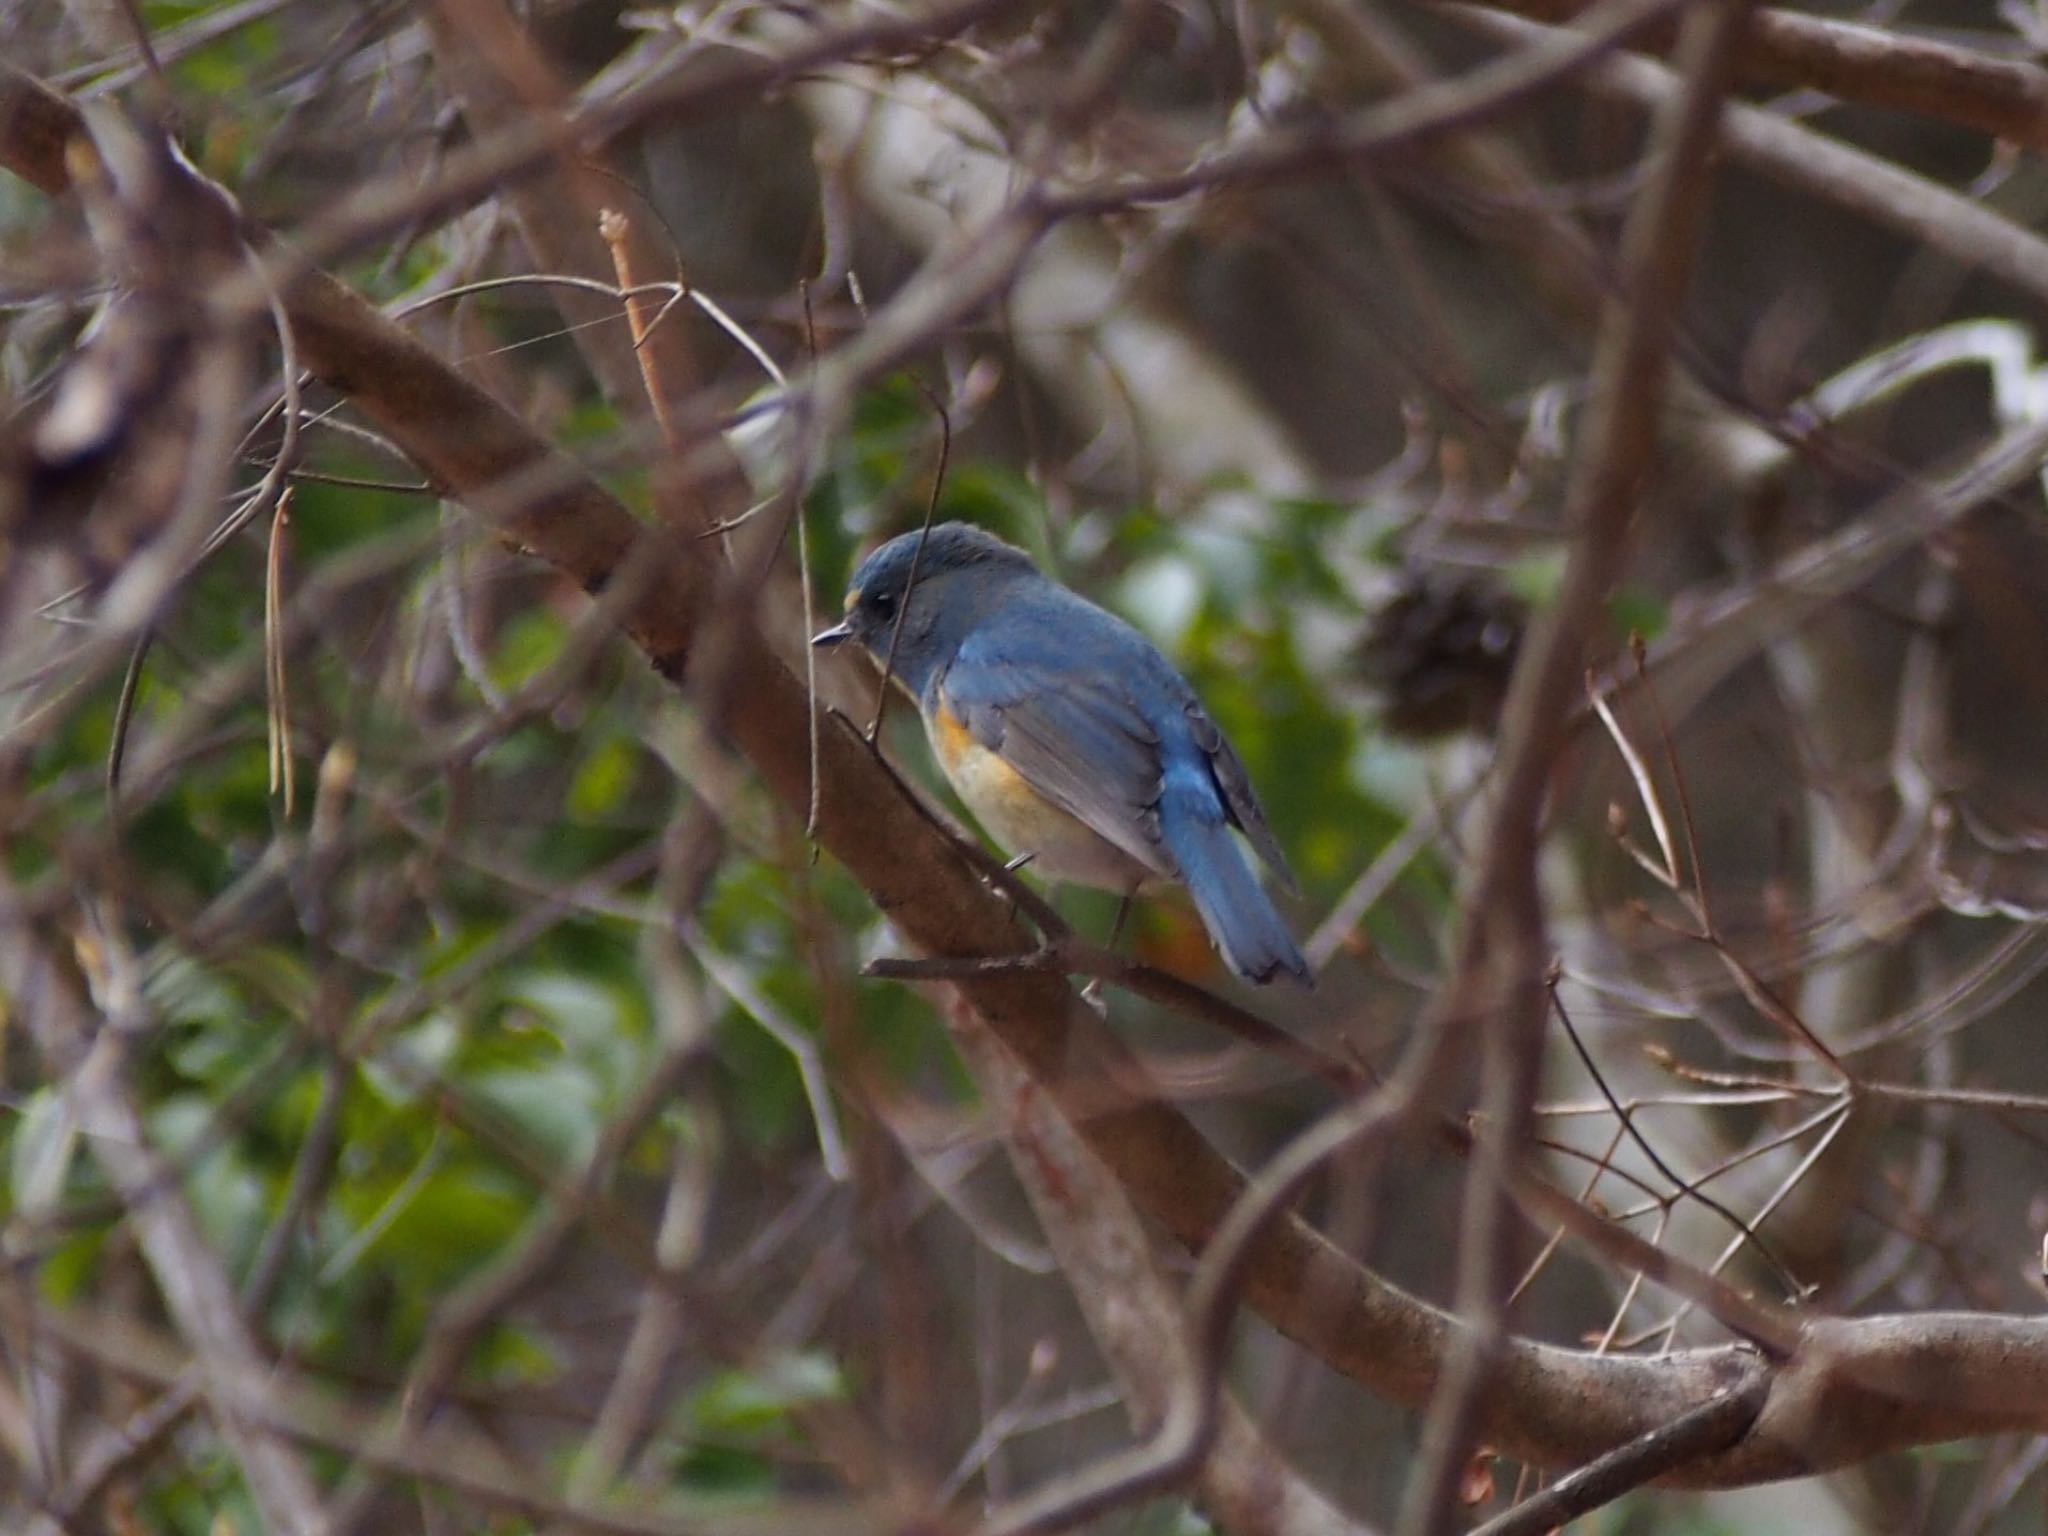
(1079, 893, 1134, 1011)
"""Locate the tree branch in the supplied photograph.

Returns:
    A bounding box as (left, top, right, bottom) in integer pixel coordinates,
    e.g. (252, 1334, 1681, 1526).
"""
(1456, 0, 2048, 150)
(7, 53, 2048, 1492)
(1398, 2, 1755, 1528)
(954, 997, 1380, 1536)
(1450, 6, 2048, 314)
(1471, 1368, 1769, 1536)
(0, 893, 327, 1534)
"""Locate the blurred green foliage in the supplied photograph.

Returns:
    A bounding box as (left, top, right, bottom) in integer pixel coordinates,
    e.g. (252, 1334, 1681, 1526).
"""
(0, 300, 1426, 1526)
(9, 3, 2031, 1532)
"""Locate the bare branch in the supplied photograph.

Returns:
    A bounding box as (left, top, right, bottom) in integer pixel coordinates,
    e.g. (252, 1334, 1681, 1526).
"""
(1470, 1368, 1769, 1536)
(0, 892, 327, 1534)
(1458, 0, 2048, 149)
(956, 998, 1383, 1536)
(1398, 3, 1758, 1529)
(10, 56, 2048, 1498)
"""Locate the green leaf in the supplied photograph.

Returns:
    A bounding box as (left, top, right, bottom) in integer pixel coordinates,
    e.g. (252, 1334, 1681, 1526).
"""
(671, 1441, 777, 1497)
(9, 1087, 79, 1218)
(567, 734, 640, 820)
(1609, 584, 1670, 642)
(472, 1321, 563, 1389)
(690, 1352, 847, 1436)
(1504, 549, 1568, 608)
(466, 1063, 601, 1171)
(38, 1229, 106, 1304)
(361, 1013, 463, 1107)
(491, 610, 570, 691)
(502, 972, 641, 1094)
(147, 1097, 268, 1267)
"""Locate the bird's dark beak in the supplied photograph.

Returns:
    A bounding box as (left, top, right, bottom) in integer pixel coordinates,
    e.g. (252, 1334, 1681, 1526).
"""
(811, 621, 855, 648)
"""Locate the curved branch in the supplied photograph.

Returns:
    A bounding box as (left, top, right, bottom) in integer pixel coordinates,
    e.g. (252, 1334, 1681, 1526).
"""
(7, 54, 2048, 1493)
(1473, 1368, 1769, 1536)
(955, 1000, 1380, 1536)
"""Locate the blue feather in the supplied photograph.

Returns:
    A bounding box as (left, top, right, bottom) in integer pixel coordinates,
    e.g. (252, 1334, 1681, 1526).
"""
(1157, 761, 1311, 986)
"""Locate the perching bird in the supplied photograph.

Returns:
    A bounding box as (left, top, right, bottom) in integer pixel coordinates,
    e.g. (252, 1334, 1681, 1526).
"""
(813, 522, 1310, 985)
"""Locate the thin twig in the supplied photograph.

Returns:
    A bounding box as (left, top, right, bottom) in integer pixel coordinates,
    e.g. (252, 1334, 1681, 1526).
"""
(1398, 2, 1759, 1528)
(1550, 979, 1801, 1295)
(597, 206, 685, 453)
(263, 488, 295, 814)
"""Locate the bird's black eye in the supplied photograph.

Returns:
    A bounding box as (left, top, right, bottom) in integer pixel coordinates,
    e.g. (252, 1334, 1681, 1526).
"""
(869, 590, 896, 619)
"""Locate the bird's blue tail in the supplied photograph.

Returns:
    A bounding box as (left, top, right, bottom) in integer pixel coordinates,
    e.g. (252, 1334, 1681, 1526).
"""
(1159, 770, 1311, 987)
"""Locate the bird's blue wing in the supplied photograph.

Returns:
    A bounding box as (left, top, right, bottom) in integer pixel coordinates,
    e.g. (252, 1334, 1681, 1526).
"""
(1182, 703, 1299, 895)
(938, 638, 1173, 877)
(943, 607, 1307, 983)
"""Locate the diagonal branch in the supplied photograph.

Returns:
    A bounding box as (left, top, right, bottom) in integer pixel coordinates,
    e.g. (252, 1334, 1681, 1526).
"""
(1471, 1368, 1770, 1536)
(953, 998, 1381, 1536)
(1455, 0, 2048, 150)
(0, 893, 327, 1534)
(8, 54, 2048, 1493)
(1451, 6, 2048, 313)
(1398, 3, 1757, 1529)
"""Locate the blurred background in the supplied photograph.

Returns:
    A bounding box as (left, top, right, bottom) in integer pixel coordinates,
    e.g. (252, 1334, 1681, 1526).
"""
(5, 0, 2048, 1532)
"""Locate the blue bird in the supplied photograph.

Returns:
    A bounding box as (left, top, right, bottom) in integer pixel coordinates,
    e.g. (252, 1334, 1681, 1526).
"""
(813, 523, 1311, 986)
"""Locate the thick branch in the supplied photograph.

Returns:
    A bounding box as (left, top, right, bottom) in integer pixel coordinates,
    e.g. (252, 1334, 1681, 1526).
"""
(6, 55, 2048, 1492)
(954, 999, 1379, 1536)
(1473, 1370, 1769, 1536)
(1458, 0, 2048, 150)
(1450, 7, 2048, 314)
